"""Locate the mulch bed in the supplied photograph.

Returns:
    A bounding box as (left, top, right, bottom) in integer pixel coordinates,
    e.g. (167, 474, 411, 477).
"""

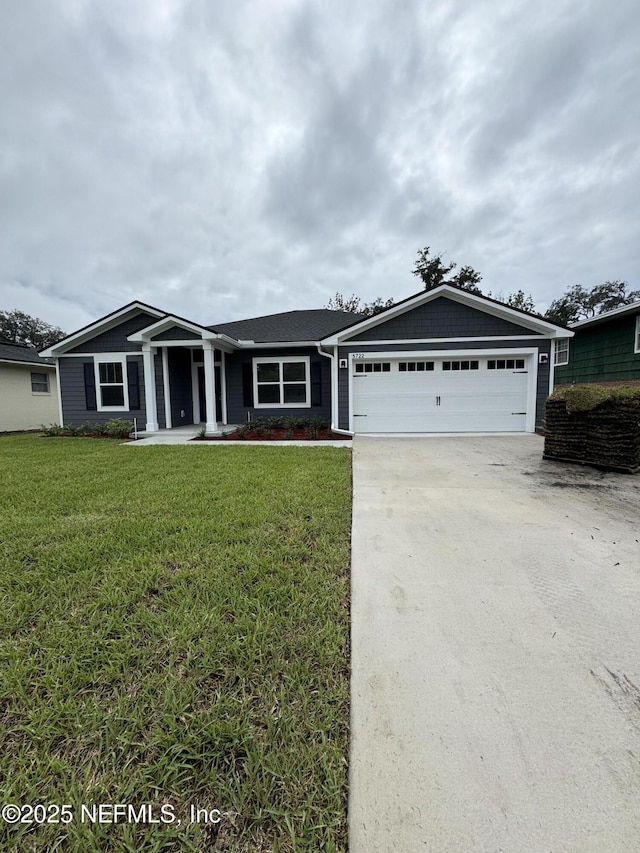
(193, 428, 351, 442)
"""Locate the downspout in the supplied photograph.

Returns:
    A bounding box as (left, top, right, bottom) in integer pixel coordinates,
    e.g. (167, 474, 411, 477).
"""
(53, 357, 63, 426)
(548, 337, 556, 396)
(316, 343, 353, 436)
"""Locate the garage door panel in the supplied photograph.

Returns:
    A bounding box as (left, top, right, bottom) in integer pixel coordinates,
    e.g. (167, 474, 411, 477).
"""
(352, 357, 531, 433)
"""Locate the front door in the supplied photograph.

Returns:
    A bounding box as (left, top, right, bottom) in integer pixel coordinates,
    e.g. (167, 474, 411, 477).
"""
(197, 365, 222, 422)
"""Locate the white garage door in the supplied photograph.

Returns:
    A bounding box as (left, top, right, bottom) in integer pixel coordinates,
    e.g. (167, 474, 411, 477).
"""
(352, 356, 531, 433)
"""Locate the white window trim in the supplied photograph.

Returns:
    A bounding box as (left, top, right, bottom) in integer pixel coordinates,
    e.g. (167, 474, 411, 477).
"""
(94, 354, 129, 412)
(554, 338, 569, 366)
(31, 371, 51, 394)
(635, 316, 640, 354)
(253, 356, 311, 408)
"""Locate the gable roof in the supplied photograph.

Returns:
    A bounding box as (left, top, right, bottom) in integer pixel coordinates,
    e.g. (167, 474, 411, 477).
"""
(320, 284, 573, 343)
(0, 342, 54, 366)
(40, 301, 166, 356)
(126, 314, 240, 351)
(39, 301, 364, 355)
(211, 309, 363, 343)
(570, 300, 640, 329)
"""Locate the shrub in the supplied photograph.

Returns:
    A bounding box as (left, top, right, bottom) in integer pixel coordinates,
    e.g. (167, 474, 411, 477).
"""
(283, 416, 299, 431)
(235, 424, 249, 440)
(311, 416, 330, 431)
(40, 423, 64, 436)
(102, 418, 134, 438)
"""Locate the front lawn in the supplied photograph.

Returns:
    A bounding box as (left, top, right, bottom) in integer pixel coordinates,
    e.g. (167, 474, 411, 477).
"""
(0, 436, 352, 852)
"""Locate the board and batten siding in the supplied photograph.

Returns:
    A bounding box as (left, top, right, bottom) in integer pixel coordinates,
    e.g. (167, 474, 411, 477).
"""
(349, 297, 542, 341)
(554, 314, 640, 385)
(336, 339, 551, 430)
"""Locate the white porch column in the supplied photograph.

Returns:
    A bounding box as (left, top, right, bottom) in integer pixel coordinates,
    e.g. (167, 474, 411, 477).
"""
(202, 342, 218, 434)
(142, 346, 159, 432)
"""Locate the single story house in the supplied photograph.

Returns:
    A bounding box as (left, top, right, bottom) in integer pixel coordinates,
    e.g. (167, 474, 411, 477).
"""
(40, 284, 572, 435)
(553, 300, 640, 387)
(0, 342, 58, 432)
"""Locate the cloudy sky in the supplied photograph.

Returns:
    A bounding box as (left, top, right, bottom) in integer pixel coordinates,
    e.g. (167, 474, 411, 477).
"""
(1, 0, 639, 333)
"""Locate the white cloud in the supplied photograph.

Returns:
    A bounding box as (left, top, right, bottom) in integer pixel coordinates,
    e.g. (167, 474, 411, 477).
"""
(0, 0, 638, 332)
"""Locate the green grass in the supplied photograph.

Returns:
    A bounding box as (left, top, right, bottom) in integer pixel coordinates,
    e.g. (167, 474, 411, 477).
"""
(0, 436, 352, 852)
(550, 382, 640, 412)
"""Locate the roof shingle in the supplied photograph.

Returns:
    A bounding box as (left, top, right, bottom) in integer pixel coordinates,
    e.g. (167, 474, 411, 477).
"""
(210, 309, 363, 342)
(0, 342, 54, 365)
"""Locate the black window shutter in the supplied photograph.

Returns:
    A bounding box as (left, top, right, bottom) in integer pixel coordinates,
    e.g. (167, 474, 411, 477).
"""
(242, 363, 254, 407)
(311, 361, 322, 407)
(83, 362, 97, 411)
(127, 360, 140, 410)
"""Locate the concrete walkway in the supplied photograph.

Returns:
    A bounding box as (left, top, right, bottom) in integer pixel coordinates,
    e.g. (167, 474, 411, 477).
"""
(123, 424, 351, 447)
(350, 435, 640, 853)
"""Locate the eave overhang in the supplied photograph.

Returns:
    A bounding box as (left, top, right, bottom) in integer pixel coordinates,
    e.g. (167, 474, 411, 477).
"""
(126, 315, 240, 352)
(39, 301, 166, 357)
(320, 284, 574, 345)
(570, 300, 640, 330)
(0, 358, 56, 368)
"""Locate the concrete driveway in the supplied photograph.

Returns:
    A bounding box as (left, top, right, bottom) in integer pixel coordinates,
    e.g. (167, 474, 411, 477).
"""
(350, 435, 640, 853)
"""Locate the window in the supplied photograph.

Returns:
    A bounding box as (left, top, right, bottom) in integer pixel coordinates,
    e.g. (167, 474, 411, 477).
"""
(442, 360, 479, 371)
(354, 362, 391, 373)
(487, 358, 526, 370)
(635, 316, 640, 354)
(95, 357, 128, 410)
(398, 361, 434, 372)
(254, 357, 310, 407)
(31, 372, 50, 393)
(554, 340, 569, 366)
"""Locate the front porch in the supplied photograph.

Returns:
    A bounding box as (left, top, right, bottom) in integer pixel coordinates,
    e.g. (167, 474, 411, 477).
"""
(126, 315, 239, 436)
(130, 423, 240, 445)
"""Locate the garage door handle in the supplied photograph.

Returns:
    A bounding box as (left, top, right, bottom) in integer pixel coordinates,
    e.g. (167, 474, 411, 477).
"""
(354, 414, 367, 417)
(436, 396, 441, 406)
(512, 412, 526, 415)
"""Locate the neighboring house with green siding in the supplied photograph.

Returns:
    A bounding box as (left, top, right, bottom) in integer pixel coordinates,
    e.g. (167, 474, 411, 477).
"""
(553, 301, 640, 386)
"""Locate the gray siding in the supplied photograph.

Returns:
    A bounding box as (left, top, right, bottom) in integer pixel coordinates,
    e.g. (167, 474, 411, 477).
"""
(68, 313, 157, 353)
(336, 339, 551, 430)
(350, 298, 541, 341)
(58, 355, 146, 427)
(225, 347, 331, 423)
(153, 326, 199, 341)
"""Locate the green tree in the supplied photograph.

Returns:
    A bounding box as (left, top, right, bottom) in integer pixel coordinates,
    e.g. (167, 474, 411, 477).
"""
(412, 246, 483, 294)
(0, 309, 65, 349)
(487, 289, 537, 313)
(544, 281, 640, 326)
(325, 293, 394, 316)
